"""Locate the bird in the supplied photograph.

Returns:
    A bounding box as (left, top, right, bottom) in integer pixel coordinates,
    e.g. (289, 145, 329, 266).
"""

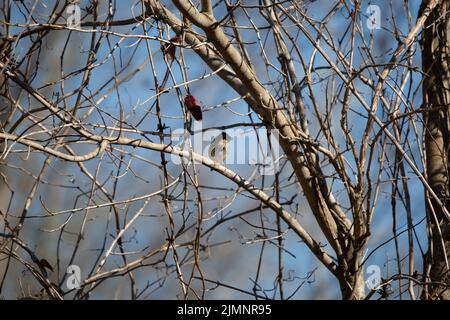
(208, 132, 231, 164)
(184, 94, 203, 121)
(165, 34, 181, 61)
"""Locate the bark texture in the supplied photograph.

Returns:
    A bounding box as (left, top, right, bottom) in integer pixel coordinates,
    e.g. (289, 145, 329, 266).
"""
(422, 0, 450, 300)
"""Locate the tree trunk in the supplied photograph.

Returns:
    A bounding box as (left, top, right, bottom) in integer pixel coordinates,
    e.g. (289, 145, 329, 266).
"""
(339, 266, 366, 300)
(422, 0, 450, 300)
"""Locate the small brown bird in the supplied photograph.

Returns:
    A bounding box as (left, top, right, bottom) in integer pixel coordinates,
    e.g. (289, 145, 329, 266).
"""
(165, 35, 181, 61)
(184, 94, 203, 121)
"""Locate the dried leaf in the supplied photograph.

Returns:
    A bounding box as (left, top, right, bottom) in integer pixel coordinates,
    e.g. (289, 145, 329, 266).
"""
(38, 258, 54, 272)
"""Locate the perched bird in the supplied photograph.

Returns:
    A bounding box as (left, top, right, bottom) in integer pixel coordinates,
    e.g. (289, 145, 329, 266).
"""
(165, 34, 181, 61)
(184, 94, 203, 121)
(158, 35, 181, 91)
(209, 132, 231, 164)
